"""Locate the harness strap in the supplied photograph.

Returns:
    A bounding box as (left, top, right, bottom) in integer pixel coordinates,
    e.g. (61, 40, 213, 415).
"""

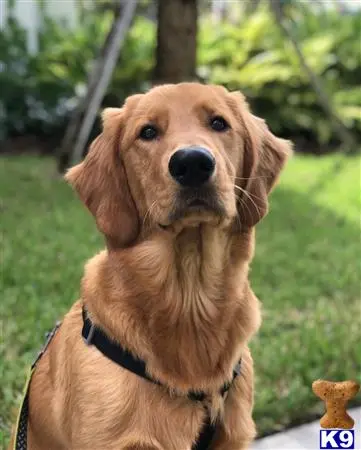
(14, 321, 61, 450)
(13, 369, 32, 450)
(191, 361, 241, 450)
(14, 308, 241, 450)
(82, 305, 242, 449)
(82, 307, 157, 385)
(82, 306, 241, 402)
(192, 415, 218, 450)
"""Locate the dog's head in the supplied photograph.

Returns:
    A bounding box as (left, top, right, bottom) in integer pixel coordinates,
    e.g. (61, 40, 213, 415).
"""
(66, 83, 291, 247)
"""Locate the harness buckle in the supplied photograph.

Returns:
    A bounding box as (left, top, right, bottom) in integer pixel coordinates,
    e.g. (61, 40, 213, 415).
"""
(83, 322, 96, 346)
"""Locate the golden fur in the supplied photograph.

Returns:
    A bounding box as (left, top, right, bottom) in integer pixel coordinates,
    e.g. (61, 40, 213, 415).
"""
(9, 83, 291, 449)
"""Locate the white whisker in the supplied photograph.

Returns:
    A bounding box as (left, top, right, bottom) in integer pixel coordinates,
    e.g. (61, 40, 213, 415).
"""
(234, 175, 271, 181)
(143, 200, 158, 228)
(234, 184, 264, 204)
(234, 184, 262, 222)
(235, 193, 255, 224)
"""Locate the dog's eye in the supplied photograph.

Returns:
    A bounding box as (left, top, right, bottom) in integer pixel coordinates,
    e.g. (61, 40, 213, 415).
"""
(210, 116, 229, 132)
(139, 124, 158, 141)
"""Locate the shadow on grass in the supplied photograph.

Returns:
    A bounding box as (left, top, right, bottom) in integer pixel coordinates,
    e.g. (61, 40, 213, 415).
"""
(251, 186, 361, 436)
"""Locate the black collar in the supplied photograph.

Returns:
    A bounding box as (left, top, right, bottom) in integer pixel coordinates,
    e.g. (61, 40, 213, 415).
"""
(82, 305, 241, 403)
(82, 305, 242, 449)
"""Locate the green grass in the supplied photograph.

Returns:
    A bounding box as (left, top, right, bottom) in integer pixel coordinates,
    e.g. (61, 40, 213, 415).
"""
(1, 154, 360, 447)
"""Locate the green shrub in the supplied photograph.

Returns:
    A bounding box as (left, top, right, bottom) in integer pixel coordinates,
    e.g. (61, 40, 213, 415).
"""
(0, 17, 77, 141)
(0, 13, 155, 141)
(0, 4, 359, 149)
(198, 4, 361, 147)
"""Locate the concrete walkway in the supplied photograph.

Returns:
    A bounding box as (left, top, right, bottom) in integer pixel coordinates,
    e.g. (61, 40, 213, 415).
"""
(252, 407, 361, 450)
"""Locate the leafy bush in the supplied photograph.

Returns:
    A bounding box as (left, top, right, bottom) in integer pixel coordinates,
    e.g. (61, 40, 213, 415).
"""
(198, 4, 361, 147)
(0, 4, 359, 150)
(0, 17, 77, 141)
(0, 13, 155, 142)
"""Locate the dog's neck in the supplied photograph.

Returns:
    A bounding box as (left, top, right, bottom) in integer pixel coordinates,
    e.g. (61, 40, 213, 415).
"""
(82, 224, 260, 392)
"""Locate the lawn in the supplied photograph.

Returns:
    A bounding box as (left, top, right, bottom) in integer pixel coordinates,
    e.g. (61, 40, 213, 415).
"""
(1, 154, 360, 447)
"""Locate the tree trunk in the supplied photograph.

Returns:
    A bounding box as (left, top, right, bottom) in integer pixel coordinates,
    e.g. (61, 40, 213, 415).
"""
(245, 0, 262, 14)
(57, 0, 138, 172)
(155, 0, 198, 83)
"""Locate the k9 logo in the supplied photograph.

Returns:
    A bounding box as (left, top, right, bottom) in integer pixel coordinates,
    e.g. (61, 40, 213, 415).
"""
(320, 430, 355, 449)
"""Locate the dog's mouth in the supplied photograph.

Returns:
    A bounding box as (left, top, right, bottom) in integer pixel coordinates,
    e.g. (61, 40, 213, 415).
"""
(158, 187, 226, 230)
(187, 198, 208, 208)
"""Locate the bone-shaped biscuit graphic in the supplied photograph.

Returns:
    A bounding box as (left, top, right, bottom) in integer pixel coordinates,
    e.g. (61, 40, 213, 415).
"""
(312, 380, 360, 429)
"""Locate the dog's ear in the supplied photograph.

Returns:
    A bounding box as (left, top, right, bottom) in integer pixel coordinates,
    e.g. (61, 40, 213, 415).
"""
(231, 93, 292, 227)
(65, 108, 139, 248)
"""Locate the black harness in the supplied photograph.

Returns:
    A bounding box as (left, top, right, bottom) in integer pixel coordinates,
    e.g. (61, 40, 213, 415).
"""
(14, 321, 62, 450)
(15, 307, 241, 450)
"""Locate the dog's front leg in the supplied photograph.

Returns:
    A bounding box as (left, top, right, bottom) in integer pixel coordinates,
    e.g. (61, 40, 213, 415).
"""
(211, 347, 256, 450)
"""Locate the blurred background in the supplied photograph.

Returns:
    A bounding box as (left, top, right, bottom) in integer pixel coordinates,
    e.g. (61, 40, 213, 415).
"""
(0, 0, 360, 447)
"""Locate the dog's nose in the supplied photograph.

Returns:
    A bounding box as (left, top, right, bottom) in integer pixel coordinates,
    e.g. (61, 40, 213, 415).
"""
(168, 147, 215, 187)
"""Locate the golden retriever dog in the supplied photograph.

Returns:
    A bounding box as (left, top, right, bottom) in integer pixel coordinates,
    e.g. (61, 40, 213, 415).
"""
(10, 83, 290, 450)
